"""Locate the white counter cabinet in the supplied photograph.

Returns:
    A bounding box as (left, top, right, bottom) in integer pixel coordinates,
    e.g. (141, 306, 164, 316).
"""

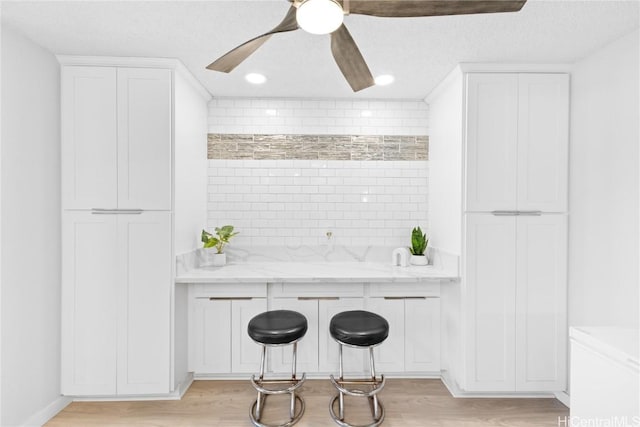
(428, 64, 570, 395)
(60, 56, 210, 398)
(186, 280, 443, 378)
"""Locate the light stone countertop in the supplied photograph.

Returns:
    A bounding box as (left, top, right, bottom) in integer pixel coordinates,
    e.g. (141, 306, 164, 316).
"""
(175, 261, 458, 284)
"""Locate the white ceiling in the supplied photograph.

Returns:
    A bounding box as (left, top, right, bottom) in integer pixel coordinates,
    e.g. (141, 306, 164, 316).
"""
(2, 0, 638, 100)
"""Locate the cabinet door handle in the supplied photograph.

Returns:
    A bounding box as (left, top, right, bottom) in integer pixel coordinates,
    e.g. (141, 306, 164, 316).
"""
(517, 210, 543, 216)
(91, 208, 143, 215)
(206, 297, 253, 301)
(382, 296, 438, 300)
(297, 297, 339, 301)
(491, 210, 519, 216)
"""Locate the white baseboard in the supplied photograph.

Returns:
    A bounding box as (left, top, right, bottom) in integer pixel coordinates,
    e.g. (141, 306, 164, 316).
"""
(554, 391, 570, 408)
(21, 395, 72, 427)
(70, 373, 195, 402)
(440, 370, 557, 399)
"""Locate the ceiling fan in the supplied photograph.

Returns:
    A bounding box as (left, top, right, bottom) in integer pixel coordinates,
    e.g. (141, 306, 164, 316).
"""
(206, 0, 527, 92)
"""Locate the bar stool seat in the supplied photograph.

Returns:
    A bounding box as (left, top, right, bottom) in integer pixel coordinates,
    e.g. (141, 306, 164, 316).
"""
(248, 310, 308, 427)
(329, 311, 389, 347)
(329, 310, 389, 427)
(249, 310, 308, 345)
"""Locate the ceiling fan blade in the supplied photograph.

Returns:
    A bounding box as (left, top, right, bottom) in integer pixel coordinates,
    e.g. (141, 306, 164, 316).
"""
(330, 24, 375, 92)
(348, 0, 526, 18)
(207, 5, 299, 73)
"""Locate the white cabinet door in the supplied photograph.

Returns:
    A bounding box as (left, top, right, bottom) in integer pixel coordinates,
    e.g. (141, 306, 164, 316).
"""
(117, 68, 172, 210)
(405, 297, 441, 372)
(192, 298, 232, 374)
(464, 213, 517, 391)
(515, 215, 567, 391)
(368, 298, 405, 373)
(517, 74, 569, 212)
(465, 74, 518, 212)
(62, 212, 118, 395)
(61, 67, 118, 209)
(270, 298, 319, 374)
(318, 298, 366, 374)
(116, 212, 172, 394)
(232, 298, 267, 373)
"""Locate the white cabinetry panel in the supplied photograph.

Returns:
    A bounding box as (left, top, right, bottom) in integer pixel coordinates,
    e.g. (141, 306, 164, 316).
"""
(517, 74, 569, 212)
(318, 298, 366, 374)
(465, 74, 518, 212)
(116, 212, 172, 394)
(62, 67, 118, 209)
(368, 298, 405, 373)
(117, 68, 172, 210)
(232, 298, 267, 373)
(192, 298, 232, 373)
(405, 297, 441, 372)
(62, 212, 118, 395)
(464, 214, 517, 391)
(515, 215, 567, 391)
(270, 298, 319, 374)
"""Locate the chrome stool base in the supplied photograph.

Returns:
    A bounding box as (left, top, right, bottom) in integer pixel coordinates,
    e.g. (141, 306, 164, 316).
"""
(329, 394, 385, 427)
(329, 344, 386, 427)
(249, 343, 306, 427)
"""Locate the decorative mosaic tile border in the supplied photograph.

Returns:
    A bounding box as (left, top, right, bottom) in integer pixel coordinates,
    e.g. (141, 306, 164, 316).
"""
(207, 134, 428, 161)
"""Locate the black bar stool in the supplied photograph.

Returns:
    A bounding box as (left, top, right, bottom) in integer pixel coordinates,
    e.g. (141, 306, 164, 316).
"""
(248, 310, 308, 427)
(329, 310, 389, 427)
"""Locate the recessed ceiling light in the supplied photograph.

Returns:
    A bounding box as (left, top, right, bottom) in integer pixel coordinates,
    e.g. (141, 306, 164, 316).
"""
(375, 74, 395, 86)
(245, 73, 267, 84)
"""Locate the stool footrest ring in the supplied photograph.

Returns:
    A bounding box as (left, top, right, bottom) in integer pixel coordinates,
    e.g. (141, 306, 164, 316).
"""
(329, 394, 385, 427)
(251, 373, 306, 395)
(329, 374, 386, 397)
(250, 394, 305, 427)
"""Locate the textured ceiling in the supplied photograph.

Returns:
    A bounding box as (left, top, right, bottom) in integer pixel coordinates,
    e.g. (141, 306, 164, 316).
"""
(2, 0, 638, 99)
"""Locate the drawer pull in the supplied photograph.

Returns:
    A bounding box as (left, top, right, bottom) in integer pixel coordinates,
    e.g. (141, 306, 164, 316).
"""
(297, 297, 339, 301)
(207, 297, 253, 301)
(382, 296, 437, 300)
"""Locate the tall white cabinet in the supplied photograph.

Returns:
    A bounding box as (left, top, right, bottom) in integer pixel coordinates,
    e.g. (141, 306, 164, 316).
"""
(428, 65, 569, 394)
(60, 57, 210, 397)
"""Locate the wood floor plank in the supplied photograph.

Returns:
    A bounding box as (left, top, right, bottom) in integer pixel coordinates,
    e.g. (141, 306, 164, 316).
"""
(46, 379, 568, 426)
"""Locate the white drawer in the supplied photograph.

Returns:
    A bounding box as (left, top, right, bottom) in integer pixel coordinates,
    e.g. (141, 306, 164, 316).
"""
(190, 282, 267, 298)
(269, 282, 364, 298)
(369, 282, 440, 298)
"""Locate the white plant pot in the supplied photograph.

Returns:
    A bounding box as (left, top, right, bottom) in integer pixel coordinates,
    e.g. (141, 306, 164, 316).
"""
(410, 254, 428, 266)
(211, 252, 227, 267)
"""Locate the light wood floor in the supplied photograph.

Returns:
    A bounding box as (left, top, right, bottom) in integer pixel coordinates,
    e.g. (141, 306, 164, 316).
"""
(46, 379, 568, 426)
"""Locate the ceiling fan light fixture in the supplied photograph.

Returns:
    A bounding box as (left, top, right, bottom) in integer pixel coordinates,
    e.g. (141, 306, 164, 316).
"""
(296, 0, 344, 35)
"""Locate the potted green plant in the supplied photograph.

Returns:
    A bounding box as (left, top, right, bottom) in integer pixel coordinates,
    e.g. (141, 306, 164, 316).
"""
(409, 226, 429, 266)
(201, 225, 239, 266)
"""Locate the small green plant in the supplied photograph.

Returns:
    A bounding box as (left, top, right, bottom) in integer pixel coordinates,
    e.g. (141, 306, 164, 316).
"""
(409, 226, 428, 256)
(201, 226, 239, 254)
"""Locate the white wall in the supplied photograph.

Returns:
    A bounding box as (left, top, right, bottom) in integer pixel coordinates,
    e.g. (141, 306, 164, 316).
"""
(208, 98, 428, 136)
(569, 29, 639, 328)
(1, 24, 64, 426)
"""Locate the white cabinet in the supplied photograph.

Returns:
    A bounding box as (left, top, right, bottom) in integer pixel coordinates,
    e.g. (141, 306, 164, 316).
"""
(368, 284, 441, 374)
(61, 67, 118, 209)
(62, 211, 172, 395)
(428, 65, 569, 394)
(270, 296, 366, 375)
(465, 73, 569, 212)
(464, 214, 518, 391)
(61, 213, 118, 395)
(463, 213, 567, 392)
(60, 57, 210, 397)
(62, 66, 171, 210)
(191, 297, 266, 374)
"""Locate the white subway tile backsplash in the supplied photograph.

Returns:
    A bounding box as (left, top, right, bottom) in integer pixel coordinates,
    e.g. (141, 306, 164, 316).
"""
(207, 159, 428, 247)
